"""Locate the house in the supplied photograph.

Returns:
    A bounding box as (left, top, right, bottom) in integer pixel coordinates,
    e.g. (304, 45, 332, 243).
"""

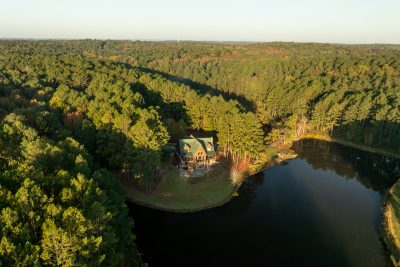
(177, 136, 216, 165)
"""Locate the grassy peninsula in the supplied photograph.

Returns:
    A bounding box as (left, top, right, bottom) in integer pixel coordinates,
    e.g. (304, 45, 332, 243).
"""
(1, 40, 400, 266)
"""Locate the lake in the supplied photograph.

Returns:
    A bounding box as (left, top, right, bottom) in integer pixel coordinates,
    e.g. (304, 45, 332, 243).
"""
(128, 139, 400, 267)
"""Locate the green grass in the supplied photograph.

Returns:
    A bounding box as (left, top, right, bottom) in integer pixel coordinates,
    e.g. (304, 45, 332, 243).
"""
(384, 180, 400, 266)
(120, 145, 282, 213)
(122, 160, 234, 212)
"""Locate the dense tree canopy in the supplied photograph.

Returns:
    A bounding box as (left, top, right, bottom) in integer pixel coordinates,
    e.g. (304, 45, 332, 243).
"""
(133, 42, 400, 152)
(0, 113, 137, 266)
(1, 40, 399, 265)
(0, 40, 268, 265)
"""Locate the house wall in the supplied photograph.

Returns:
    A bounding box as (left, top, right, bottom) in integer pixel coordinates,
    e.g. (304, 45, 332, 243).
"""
(193, 145, 206, 160)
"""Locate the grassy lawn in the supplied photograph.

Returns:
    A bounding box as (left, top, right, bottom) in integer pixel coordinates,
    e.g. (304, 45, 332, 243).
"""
(384, 180, 400, 266)
(121, 160, 234, 212)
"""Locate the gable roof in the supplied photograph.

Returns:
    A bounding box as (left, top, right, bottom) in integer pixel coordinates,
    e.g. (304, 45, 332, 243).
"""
(178, 136, 215, 157)
(197, 137, 216, 157)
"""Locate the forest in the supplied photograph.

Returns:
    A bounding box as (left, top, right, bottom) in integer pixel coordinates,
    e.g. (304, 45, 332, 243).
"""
(0, 40, 400, 266)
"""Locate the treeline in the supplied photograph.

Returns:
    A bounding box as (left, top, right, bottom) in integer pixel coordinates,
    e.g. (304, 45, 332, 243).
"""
(0, 50, 265, 181)
(0, 113, 137, 266)
(48, 63, 170, 188)
(0, 43, 267, 265)
(138, 73, 264, 162)
(1, 39, 400, 264)
(0, 54, 154, 264)
(16, 39, 397, 154)
(140, 43, 400, 153)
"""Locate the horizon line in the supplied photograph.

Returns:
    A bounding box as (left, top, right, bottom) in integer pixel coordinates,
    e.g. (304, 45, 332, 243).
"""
(1, 37, 400, 46)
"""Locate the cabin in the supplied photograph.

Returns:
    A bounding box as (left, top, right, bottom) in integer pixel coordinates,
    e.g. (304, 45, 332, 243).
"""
(177, 136, 216, 166)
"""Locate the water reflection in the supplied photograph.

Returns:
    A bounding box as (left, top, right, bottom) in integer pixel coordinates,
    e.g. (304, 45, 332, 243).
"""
(129, 140, 399, 267)
(292, 139, 400, 192)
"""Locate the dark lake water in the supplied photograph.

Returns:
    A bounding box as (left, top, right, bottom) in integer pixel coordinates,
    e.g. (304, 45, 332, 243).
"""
(128, 140, 400, 267)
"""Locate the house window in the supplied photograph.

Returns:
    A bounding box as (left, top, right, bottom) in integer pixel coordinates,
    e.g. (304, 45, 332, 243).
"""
(184, 144, 190, 152)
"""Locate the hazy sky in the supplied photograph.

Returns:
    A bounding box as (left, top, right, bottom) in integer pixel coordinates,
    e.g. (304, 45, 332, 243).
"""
(1, 0, 399, 43)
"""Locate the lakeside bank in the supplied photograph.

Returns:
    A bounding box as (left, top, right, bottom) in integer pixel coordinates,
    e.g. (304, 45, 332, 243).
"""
(383, 180, 400, 267)
(120, 135, 400, 213)
(120, 135, 400, 262)
(296, 134, 400, 266)
(121, 135, 400, 263)
(119, 146, 289, 212)
(300, 134, 400, 160)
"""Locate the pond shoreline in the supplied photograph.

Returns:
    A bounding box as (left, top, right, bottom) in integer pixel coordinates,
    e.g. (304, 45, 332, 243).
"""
(123, 136, 400, 217)
(124, 193, 233, 213)
(120, 162, 235, 213)
(124, 148, 298, 213)
(123, 135, 400, 212)
(296, 135, 400, 267)
(131, 139, 398, 267)
(299, 134, 400, 160)
(382, 180, 400, 267)
(124, 135, 400, 264)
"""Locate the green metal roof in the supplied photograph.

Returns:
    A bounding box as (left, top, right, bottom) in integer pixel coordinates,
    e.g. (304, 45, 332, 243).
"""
(183, 152, 193, 158)
(178, 136, 215, 158)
